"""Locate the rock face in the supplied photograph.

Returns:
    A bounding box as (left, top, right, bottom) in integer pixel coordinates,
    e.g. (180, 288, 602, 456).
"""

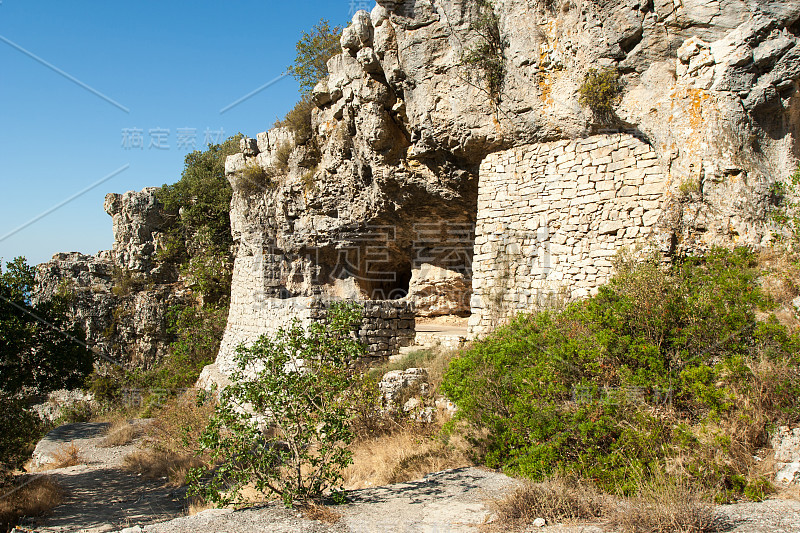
(772, 426, 800, 485)
(208, 0, 800, 377)
(104, 187, 174, 281)
(33, 189, 186, 369)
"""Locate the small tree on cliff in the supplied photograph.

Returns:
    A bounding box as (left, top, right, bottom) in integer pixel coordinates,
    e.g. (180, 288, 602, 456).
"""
(287, 19, 343, 94)
(188, 302, 364, 506)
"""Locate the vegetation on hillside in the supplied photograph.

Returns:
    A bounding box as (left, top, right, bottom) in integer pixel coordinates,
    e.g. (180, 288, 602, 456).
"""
(463, 0, 507, 103)
(579, 67, 622, 118)
(189, 303, 364, 506)
(287, 19, 343, 95)
(1, 257, 94, 477)
(156, 134, 242, 267)
(442, 247, 800, 501)
(107, 136, 243, 396)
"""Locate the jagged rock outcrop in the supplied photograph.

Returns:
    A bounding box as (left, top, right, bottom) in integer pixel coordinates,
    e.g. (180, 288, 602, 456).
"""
(208, 0, 800, 376)
(33, 188, 186, 368)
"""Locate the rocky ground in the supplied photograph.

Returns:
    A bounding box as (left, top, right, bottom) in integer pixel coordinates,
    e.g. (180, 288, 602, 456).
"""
(15, 422, 800, 533)
(21, 422, 186, 533)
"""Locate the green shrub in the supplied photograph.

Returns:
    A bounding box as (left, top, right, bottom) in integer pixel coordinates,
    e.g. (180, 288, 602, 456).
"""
(0, 257, 94, 398)
(287, 19, 343, 95)
(463, 0, 506, 102)
(111, 267, 147, 297)
(156, 134, 242, 262)
(188, 303, 365, 507)
(54, 401, 94, 425)
(771, 166, 800, 251)
(0, 394, 43, 474)
(579, 67, 622, 117)
(87, 373, 122, 403)
(179, 232, 233, 306)
(126, 303, 227, 392)
(235, 161, 277, 197)
(442, 247, 800, 497)
(275, 142, 293, 172)
(276, 96, 315, 144)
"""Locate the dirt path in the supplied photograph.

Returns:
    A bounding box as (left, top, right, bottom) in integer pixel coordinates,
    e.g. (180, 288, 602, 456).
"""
(23, 422, 186, 533)
(20, 422, 800, 533)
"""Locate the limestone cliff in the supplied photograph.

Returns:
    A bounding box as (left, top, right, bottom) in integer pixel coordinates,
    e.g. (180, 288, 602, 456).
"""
(209, 0, 800, 377)
(33, 188, 187, 369)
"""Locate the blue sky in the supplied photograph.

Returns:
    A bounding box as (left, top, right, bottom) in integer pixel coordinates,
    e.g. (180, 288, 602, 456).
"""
(0, 0, 374, 266)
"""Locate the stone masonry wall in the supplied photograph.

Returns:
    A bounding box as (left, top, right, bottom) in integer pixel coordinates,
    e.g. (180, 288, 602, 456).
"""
(214, 253, 416, 376)
(469, 133, 669, 336)
(358, 301, 415, 358)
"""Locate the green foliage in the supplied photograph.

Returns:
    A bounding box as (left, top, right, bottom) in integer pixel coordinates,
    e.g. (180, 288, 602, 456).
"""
(0, 257, 94, 398)
(87, 373, 122, 403)
(287, 19, 343, 95)
(276, 96, 315, 145)
(235, 162, 276, 197)
(179, 231, 233, 306)
(156, 135, 242, 262)
(442, 248, 800, 497)
(463, 0, 506, 101)
(127, 303, 228, 392)
(770, 166, 800, 250)
(54, 401, 94, 425)
(111, 267, 148, 297)
(0, 394, 43, 474)
(301, 168, 318, 192)
(678, 177, 701, 199)
(579, 67, 622, 117)
(189, 303, 365, 507)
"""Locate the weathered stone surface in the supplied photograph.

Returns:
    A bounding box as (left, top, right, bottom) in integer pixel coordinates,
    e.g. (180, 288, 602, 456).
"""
(34, 189, 188, 369)
(408, 264, 471, 317)
(377, 368, 428, 405)
(772, 426, 800, 485)
(103, 188, 170, 277)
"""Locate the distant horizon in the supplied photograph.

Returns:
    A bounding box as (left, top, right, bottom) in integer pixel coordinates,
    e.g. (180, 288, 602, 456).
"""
(0, 0, 375, 266)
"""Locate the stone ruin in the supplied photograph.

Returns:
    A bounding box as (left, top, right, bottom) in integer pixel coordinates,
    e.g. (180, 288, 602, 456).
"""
(33, 0, 800, 381)
(205, 0, 800, 382)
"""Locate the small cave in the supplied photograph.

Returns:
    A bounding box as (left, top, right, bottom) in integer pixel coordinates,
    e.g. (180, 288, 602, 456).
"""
(356, 261, 413, 301)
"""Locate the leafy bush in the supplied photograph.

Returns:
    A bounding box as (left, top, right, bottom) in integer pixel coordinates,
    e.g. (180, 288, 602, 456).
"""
(0, 257, 94, 398)
(771, 166, 800, 250)
(126, 303, 227, 392)
(275, 96, 315, 145)
(156, 134, 242, 262)
(111, 266, 148, 297)
(179, 233, 233, 306)
(442, 247, 800, 498)
(463, 0, 506, 101)
(0, 394, 43, 475)
(189, 303, 365, 506)
(287, 19, 343, 95)
(579, 67, 622, 117)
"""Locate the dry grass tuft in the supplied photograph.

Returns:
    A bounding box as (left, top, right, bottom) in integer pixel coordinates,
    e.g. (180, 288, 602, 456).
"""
(187, 497, 216, 516)
(0, 475, 63, 531)
(344, 426, 472, 489)
(50, 442, 82, 469)
(123, 449, 203, 487)
(101, 421, 140, 447)
(490, 476, 605, 530)
(608, 481, 716, 533)
(298, 502, 342, 524)
(120, 389, 214, 488)
(142, 390, 215, 453)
